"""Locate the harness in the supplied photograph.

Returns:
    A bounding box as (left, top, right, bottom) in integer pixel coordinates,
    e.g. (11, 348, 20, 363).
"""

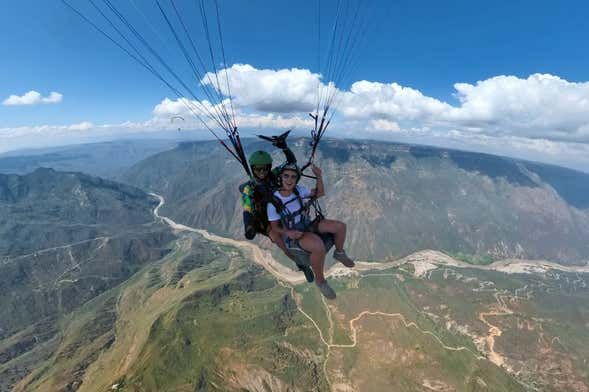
(241, 174, 279, 234)
(271, 187, 323, 232)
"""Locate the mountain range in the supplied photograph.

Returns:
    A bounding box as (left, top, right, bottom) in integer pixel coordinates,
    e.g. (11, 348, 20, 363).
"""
(123, 138, 589, 265)
(0, 168, 174, 391)
(1, 139, 588, 391)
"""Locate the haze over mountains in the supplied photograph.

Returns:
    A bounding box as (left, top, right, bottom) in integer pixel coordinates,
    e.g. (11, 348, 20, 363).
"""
(0, 140, 177, 179)
(1, 138, 588, 391)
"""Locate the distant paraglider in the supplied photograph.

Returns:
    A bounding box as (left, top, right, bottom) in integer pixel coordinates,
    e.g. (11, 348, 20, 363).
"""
(170, 115, 184, 131)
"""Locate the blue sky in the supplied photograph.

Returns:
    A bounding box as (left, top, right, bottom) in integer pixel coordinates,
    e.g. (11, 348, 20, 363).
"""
(2, 0, 589, 172)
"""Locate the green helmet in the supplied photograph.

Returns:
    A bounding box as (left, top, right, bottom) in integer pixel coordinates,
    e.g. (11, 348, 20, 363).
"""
(248, 150, 272, 166)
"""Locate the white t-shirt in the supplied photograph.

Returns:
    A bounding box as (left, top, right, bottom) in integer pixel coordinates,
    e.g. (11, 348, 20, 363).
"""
(267, 185, 312, 223)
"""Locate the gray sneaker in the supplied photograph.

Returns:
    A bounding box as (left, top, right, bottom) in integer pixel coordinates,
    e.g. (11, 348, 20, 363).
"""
(333, 250, 355, 268)
(316, 280, 336, 300)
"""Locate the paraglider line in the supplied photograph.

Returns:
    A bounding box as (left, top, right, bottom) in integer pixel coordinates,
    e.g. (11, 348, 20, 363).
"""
(167, 0, 231, 124)
(158, 0, 232, 132)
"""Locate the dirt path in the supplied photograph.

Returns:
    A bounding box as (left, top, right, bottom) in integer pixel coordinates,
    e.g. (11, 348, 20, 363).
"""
(334, 311, 482, 355)
(478, 293, 514, 368)
(1, 236, 109, 266)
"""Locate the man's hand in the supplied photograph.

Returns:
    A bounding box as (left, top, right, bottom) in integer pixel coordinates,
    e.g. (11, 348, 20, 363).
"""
(311, 164, 322, 178)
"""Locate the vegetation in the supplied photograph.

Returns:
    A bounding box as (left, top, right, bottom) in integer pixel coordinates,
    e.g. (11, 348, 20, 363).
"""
(449, 252, 495, 265)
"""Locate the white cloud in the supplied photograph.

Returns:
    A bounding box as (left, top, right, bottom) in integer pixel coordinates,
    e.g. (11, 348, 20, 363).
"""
(68, 121, 94, 131)
(153, 97, 191, 117)
(4, 67, 589, 173)
(3, 91, 43, 106)
(1, 122, 131, 140)
(153, 97, 224, 123)
(236, 112, 312, 130)
(344, 74, 589, 144)
(370, 119, 400, 132)
(193, 66, 589, 145)
(43, 91, 63, 104)
(0, 120, 169, 154)
(3, 90, 63, 106)
(202, 64, 323, 113)
(342, 81, 450, 121)
(199, 66, 589, 144)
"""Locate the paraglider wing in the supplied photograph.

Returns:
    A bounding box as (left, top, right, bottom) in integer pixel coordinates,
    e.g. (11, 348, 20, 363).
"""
(170, 115, 185, 131)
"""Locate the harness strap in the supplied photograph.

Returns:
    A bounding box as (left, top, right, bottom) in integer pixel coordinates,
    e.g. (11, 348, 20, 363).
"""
(271, 187, 311, 231)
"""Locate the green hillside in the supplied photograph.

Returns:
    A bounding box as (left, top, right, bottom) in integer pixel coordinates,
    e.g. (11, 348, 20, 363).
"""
(12, 227, 585, 391)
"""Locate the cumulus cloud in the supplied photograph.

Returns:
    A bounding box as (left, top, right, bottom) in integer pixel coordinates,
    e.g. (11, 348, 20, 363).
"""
(153, 97, 226, 121)
(3, 90, 63, 106)
(342, 81, 450, 121)
(5, 66, 589, 172)
(342, 74, 589, 144)
(370, 119, 400, 132)
(0, 120, 168, 154)
(1, 121, 135, 140)
(202, 64, 323, 113)
(43, 92, 63, 104)
(197, 66, 589, 145)
(149, 67, 589, 146)
(444, 74, 589, 141)
(68, 121, 94, 131)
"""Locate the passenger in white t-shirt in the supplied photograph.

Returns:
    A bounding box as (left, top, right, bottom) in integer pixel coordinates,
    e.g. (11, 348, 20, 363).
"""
(266, 163, 354, 299)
